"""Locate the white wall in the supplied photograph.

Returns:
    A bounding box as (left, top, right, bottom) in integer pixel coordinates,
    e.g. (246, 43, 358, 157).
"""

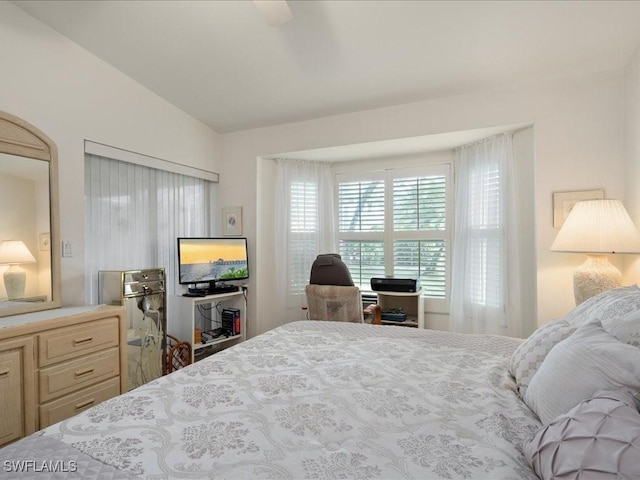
(512, 127, 537, 329)
(0, 2, 222, 306)
(623, 44, 640, 280)
(223, 71, 626, 336)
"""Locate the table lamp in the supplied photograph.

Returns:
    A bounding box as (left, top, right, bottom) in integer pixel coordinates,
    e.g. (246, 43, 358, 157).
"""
(0, 240, 36, 300)
(551, 199, 640, 305)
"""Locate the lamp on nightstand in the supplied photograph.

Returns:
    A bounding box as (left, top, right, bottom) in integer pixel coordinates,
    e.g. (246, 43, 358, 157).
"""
(551, 199, 640, 305)
(0, 240, 36, 300)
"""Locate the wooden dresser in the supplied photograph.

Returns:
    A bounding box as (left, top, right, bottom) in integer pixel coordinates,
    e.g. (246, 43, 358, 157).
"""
(0, 305, 126, 447)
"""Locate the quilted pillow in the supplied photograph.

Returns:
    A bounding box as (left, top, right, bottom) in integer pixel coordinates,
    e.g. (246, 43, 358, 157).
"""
(508, 319, 576, 398)
(561, 284, 640, 327)
(524, 389, 640, 479)
(605, 308, 640, 347)
(523, 318, 640, 425)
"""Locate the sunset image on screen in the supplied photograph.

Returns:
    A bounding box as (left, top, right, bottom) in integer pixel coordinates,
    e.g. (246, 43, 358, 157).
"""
(178, 238, 249, 284)
(180, 239, 247, 264)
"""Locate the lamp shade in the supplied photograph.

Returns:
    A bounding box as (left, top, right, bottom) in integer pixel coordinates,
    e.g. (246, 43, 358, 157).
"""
(550, 199, 640, 254)
(0, 240, 36, 265)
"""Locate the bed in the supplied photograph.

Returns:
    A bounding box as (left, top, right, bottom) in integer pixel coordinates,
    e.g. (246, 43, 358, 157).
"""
(2, 285, 640, 479)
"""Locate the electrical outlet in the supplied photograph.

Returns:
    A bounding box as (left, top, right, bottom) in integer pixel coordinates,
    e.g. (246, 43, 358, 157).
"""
(62, 241, 73, 257)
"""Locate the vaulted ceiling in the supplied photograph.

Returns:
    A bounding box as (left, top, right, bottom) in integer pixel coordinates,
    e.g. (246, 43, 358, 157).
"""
(13, 1, 640, 134)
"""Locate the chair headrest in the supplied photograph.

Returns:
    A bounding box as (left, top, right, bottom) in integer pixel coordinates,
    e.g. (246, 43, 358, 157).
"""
(309, 253, 354, 286)
(314, 253, 342, 266)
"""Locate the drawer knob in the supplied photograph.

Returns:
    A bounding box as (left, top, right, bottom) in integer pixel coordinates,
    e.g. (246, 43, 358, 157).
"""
(73, 336, 93, 345)
(0, 369, 9, 378)
(74, 367, 95, 378)
(75, 398, 95, 410)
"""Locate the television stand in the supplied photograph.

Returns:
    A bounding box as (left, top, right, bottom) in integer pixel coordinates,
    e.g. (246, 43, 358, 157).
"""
(167, 289, 247, 363)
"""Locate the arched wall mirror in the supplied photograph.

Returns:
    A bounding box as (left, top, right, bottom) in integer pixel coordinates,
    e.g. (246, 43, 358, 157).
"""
(0, 110, 61, 318)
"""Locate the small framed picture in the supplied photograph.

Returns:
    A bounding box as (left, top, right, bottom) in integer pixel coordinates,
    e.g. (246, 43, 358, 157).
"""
(39, 232, 50, 251)
(553, 189, 604, 228)
(222, 207, 242, 236)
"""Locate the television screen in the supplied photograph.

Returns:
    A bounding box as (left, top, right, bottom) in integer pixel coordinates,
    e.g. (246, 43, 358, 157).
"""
(177, 237, 249, 285)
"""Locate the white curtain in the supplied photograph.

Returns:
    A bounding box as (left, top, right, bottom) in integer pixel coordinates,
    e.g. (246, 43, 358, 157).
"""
(274, 159, 335, 313)
(85, 154, 215, 302)
(450, 133, 523, 336)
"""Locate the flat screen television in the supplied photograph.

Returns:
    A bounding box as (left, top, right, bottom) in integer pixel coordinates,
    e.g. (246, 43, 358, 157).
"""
(177, 237, 249, 290)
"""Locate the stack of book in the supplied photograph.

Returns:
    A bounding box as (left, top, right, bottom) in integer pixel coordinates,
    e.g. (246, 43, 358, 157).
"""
(221, 308, 241, 336)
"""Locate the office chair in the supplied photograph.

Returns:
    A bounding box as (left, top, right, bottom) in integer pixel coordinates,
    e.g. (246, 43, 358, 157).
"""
(305, 254, 381, 324)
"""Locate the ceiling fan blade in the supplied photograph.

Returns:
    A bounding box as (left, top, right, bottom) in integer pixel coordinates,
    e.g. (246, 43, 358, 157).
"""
(253, 0, 293, 27)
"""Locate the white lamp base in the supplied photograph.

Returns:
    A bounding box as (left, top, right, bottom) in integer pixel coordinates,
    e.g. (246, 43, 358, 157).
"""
(3, 264, 26, 300)
(573, 254, 622, 305)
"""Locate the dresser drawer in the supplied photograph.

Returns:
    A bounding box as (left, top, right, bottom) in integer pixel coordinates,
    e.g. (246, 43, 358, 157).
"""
(0, 349, 24, 445)
(38, 317, 119, 367)
(39, 347, 120, 402)
(39, 377, 121, 428)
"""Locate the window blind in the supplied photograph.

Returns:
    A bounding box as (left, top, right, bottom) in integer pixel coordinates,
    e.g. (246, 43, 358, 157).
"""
(338, 180, 385, 233)
(467, 162, 501, 307)
(394, 239, 447, 298)
(393, 175, 447, 231)
(84, 154, 214, 302)
(336, 166, 451, 300)
(274, 158, 335, 309)
(338, 240, 385, 287)
(289, 181, 319, 293)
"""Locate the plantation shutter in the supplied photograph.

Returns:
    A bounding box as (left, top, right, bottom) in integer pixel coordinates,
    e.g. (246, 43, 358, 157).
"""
(336, 165, 451, 304)
(393, 175, 448, 298)
(289, 181, 318, 294)
(338, 179, 386, 288)
(467, 162, 501, 307)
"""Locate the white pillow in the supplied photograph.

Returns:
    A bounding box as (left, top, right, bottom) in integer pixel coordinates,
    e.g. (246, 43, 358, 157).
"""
(508, 319, 576, 398)
(523, 318, 640, 425)
(561, 284, 640, 327)
(604, 308, 640, 347)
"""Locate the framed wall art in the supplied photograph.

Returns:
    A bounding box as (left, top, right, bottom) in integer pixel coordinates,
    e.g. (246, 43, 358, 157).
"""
(222, 206, 242, 236)
(553, 189, 604, 228)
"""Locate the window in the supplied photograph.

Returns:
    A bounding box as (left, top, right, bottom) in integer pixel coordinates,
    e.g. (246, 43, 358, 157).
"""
(274, 159, 335, 307)
(336, 165, 451, 307)
(84, 154, 214, 301)
(337, 177, 386, 286)
(466, 162, 501, 307)
(449, 133, 523, 336)
(288, 180, 319, 294)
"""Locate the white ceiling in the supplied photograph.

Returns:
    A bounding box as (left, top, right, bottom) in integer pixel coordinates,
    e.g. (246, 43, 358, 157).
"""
(12, 0, 640, 135)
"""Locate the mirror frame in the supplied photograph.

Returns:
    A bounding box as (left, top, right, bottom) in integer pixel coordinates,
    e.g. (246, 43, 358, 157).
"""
(0, 109, 61, 317)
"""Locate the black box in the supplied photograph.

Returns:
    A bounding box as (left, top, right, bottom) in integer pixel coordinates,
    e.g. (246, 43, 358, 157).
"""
(370, 277, 421, 293)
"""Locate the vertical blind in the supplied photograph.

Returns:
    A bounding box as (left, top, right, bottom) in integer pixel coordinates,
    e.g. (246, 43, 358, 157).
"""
(84, 154, 214, 302)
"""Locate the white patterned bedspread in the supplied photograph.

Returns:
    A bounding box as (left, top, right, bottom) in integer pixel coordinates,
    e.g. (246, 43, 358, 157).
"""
(35, 321, 540, 479)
